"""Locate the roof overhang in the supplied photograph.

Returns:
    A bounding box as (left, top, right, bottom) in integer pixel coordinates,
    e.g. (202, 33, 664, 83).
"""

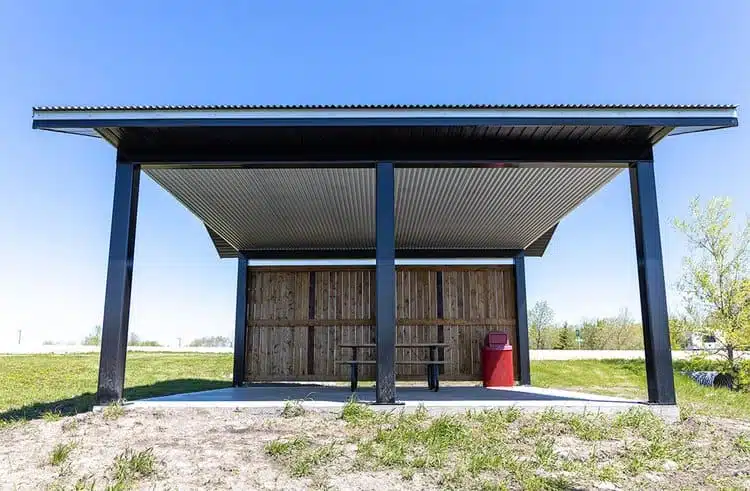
(32, 104, 738, 259)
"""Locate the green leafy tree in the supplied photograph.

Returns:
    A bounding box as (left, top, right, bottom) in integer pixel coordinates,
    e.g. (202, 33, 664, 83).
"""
(668, 315, 693, 350)
(82, 325, 102, 346)
(529, 300, 555, 349)
(553, 323, 574, 350)
(674, 196, 750, 366)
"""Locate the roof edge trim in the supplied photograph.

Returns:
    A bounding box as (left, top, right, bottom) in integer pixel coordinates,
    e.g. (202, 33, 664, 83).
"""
(33, 106, 738, 126)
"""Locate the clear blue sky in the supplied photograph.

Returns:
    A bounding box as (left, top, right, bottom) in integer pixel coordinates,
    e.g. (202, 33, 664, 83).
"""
(0, 1, 748, 346)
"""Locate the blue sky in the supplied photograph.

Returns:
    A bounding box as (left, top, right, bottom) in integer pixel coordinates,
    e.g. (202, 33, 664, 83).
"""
(0, 1, 748, 346)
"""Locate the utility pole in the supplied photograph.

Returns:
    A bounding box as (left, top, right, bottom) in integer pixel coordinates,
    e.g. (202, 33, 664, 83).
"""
(177, 337, 182, 348)
(17, 329, 22, 345)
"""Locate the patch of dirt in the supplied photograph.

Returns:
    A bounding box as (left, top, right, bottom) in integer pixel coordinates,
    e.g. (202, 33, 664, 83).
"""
(0, 408, 749, 490)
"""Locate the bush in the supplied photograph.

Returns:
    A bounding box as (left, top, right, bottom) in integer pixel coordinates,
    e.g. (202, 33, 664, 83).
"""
(736, 360, 750, 390)
(674, 355, 730, 373)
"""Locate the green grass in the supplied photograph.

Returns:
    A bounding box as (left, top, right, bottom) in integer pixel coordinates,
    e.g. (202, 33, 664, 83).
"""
(49, 442, 76, 466)
(335, 402, 728, 490)
(532, 359, 750, 420)
(265, 437, 340, 477)
(0, 353, 232, 421)
(734, 434, 750, 454)
(102, 403, 125, 421)
(281, 399, 306, 418)
(2, 353, 750, 426)
(110, 448, 157, 487)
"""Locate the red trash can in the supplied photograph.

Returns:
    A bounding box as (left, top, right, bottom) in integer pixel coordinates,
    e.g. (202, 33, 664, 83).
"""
(481, 331, 514, 387)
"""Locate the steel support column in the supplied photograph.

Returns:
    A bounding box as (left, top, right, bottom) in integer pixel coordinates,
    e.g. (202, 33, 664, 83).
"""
(96, 162, 140, 404)
(514, 252, 531, 385)
(233, 255, 249, 386)
(375, 162, 396, 404)
(630, 161, 676, 404)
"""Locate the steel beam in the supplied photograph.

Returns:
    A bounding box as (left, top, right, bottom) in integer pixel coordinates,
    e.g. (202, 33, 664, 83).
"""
(513, 252, 531, 385)
(240, 248, 524, 260)
(118, 143, 653, 167)
(630, 161, 676, 404)
(233, 255, 249, 386)
(96, 162, 140, 404)
(375, 162, 396, 404)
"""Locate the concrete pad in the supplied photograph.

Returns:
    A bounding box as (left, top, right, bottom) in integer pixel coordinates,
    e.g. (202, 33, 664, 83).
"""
(121, 384, 679, 422)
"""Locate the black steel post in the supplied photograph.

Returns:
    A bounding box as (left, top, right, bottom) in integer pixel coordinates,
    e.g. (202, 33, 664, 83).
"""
(375, 161, 396, 404)
(96, 162, 140, 404)
(233, 255, 249, 386)
(514, 252, 531, 385)
(630, 160, 676, 404)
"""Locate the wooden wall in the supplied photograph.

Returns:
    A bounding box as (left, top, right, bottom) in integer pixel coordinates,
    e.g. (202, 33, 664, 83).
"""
(245, 265, 517, 382)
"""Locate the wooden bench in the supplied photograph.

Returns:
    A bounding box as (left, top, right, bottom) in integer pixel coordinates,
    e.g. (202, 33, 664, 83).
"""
(338, 343, 448, 392)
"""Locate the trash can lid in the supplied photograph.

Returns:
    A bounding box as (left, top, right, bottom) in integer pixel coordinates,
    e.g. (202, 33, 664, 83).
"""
(484, 344, 513, 351)
(485, 331, 508, 347)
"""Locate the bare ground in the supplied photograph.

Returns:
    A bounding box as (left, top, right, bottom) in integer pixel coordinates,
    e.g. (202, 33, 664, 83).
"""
(1, 406, 750, 490)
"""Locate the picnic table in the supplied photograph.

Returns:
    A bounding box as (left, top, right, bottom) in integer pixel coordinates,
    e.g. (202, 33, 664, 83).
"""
(338, 343, 448, 391)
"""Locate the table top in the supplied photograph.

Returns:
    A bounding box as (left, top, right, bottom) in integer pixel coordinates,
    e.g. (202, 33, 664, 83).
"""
(339, 343, 448, 348)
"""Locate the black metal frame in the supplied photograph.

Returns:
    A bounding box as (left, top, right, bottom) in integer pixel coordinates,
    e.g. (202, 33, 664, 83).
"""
(630, 161, 676, 404)
(96, 162, 140, 404)
(513, 252, 531, 385)
(115, 143, 655, 166)
(92, 152, 678, 406)
(375, 162, 397, 404)
(239, 248, 524, 260)
(233, 254, 249, 387)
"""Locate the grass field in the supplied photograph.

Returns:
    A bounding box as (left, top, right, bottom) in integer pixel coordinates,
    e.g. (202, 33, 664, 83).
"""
(1, 353, 749, 422)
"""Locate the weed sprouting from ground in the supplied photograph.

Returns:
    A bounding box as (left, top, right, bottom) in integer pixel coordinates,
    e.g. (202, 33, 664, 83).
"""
(62, 419, 80, 433)
(533, 436, 557, 469)
(281, 399, 306, 418)
(340, 397, 378, 425)
(613, 408, 665, 439)
(265, 437, 339, 477)
(49, 442, 76, 466)
(290, 443, 339, 477)
(72, 474, 96, 490)
(109, 447, 156, 488)
(42, 410, 62, 422)
(102, 403, 125, 421)
(0, 418, 27, 430)
(265, 437, 310, 457)
(733, 434, 750, 454)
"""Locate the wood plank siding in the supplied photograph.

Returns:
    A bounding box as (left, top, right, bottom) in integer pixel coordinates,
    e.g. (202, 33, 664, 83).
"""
(244, 265, 517, 382)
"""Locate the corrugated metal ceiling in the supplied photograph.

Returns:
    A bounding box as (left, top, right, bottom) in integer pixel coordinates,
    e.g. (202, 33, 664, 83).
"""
(146, 167, 621, 257)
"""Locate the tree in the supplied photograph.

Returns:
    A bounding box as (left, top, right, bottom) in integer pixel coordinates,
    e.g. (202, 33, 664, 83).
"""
(554, 323, 574, 350)
(674, 196, 750, 366)
(668, 315, 694, 350)
(602, 308, 642, 350)
(82, 325, 102, 346)
(529, 300, 555, 349)
(188, 336, 233, 348)
(128, 332, 161, 347)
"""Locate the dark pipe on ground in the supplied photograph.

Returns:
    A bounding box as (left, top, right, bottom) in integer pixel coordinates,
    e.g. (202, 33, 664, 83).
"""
(685, 370, 734, 389)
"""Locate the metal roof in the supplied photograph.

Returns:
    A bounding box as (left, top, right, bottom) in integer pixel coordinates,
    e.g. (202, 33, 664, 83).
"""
(33, 103, 737, 110)
(31, 103, 739, 259)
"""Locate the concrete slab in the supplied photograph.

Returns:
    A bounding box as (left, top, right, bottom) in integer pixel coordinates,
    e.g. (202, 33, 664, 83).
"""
(121, 384, 679, 421)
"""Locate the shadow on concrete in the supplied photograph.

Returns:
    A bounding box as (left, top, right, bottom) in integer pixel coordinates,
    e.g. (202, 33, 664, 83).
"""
(142, 383, 635, 404)
(0, 378, 230, 422)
